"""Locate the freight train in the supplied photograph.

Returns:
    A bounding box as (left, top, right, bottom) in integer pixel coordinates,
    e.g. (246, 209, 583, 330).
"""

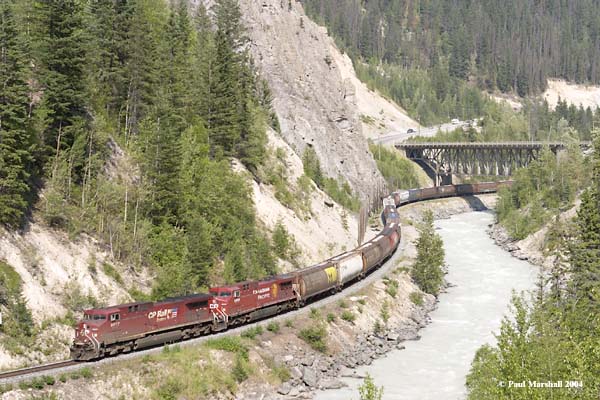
(70, 181, 511, 360)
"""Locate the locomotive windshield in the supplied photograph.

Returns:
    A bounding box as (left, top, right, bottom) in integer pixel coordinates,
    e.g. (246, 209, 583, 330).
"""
(83, 314, 106, 320)
(219, 291, 231, 297)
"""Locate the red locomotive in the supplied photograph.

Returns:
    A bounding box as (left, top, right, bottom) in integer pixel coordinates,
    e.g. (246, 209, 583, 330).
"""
(70, 181, 512, 360)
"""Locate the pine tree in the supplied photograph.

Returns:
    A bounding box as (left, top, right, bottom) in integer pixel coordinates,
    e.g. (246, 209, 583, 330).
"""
(411, 210, 445, 295)
(0, 1, 35, 226)
(208, 0, 248, 157)
(569, 131, 600, 312)
(33, 0, 87, 167)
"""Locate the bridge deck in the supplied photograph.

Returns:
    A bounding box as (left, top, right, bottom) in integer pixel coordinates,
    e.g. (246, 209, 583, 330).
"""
(395, 141, 591, 150)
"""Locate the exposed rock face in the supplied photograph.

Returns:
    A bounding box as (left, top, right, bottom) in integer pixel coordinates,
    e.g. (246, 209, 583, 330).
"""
(240, 0, 386, 200)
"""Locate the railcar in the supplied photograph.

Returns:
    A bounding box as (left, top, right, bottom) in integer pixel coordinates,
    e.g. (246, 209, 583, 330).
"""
(209, 275, 296, 328)
(71, 294, 212, 360)
(330, 251, 364, 286)
(294, 261, 338, 304)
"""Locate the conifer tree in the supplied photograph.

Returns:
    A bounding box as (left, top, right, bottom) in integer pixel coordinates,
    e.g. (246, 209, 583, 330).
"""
(569, 131, 600, 312)
(0, 1, 35, 226)
(33, 0, 87, 166)
(411, 210, 445, 295)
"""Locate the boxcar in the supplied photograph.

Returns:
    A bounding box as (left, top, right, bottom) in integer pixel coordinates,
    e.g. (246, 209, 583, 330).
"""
(437, 185, 457, 197)
(408, 189, 422, 202)
(455, 183, 474, 196)
(473, 182, 497, 193)
(392, 190, 410, 206)
(420, 187, 438, 199)
(358, 239, 385, 273)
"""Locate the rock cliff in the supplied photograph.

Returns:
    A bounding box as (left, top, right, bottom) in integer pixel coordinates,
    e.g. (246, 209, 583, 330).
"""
(239, 0, 386, 200)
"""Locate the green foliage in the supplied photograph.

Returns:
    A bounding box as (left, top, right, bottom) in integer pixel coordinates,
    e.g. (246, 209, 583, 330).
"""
(409, 292, 424, 306)
(302, 147, 359, 211)
(340, 310, 356, 323)
(272, 221, 300, 264)
(466, 134, 600, 399)
(266, 321, 280, 333)
(240, 325, 263, 340)
(298, 324, 328, 353)
(155, 378, 182, 400)
(380, 301, 390, 324)
(358, 374, 384, 400)
(373, 319, 383, 335)
(411, 211, 445, 295)
(497, 145, 587, 239)
(309, 307, 320, 319)
(0, 261, 35, 350)
(232, 354, 251, 383)
(383, 277, 399, 298)
(326, 313, 336, 323)
(205, 336, 249, 361)
(102, 263, 123, 285)
(369, 143, 420, 190)
(305, 0, 600, 96)
(338, 299, 348, 308)
(80, 367, 93, 379)
(0, 1, 35, 227)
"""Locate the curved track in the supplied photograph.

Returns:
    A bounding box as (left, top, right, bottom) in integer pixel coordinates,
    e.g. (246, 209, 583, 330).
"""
(0, 186, 503, 384)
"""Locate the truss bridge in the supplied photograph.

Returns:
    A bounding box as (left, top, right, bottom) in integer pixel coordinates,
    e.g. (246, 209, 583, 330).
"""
(395, 141, 592, 185)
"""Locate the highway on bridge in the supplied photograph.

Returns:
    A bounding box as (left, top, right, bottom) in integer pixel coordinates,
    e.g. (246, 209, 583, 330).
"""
(372, 121, 471, 145)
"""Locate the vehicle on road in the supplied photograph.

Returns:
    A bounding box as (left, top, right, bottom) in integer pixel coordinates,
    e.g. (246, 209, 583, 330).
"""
(451, 118, 460, 125)
(407, 128, 415, 133)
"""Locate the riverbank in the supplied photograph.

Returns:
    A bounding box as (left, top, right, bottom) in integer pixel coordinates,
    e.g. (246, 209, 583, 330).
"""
(0, 195, 499, 400)
(314, 212, 538, 400)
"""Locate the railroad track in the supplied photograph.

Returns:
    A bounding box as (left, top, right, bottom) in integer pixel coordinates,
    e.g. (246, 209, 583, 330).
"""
(0, 360, 78, 381)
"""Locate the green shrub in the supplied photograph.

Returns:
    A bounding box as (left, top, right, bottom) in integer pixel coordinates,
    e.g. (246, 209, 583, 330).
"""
(326, 313, 336, 323)
(59, 374, 68, 383)
(380, 301, 390, 324)
(410, 292, 424, 306)
(232, 354, 250, 383)
(338, 299, 348, 308)
(383, 278, 399, 298)
(155, 378, 182, 400)
(309, 307, 320, 319)
(80, 367, 93, 379)
(358, 298, 366, 305)
(205, 336, 249, 360)
(374, 320, 384, 335)
(341, 310, 356, 323)
(241, 325, 264, 339)
(102, 263, 123, 285)
(43, 375, 55, 386)
(266, 321, 280, 333)
(284, 319, 294, 328)
(298, 324, 328, 353)
(369, 143, 420, 190)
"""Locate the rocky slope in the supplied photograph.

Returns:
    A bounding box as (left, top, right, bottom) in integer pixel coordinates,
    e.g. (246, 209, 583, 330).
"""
(0, 195, 498, 400)
(239, 0, 386, 200)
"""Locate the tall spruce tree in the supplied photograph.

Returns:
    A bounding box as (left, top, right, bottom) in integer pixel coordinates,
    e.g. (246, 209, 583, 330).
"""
(411, 210, 445, 295)
(208, 0, 248, 157)
(0, 0, 35, 226)
(33, 0, 87, 170)
(569, 131, 600, 313)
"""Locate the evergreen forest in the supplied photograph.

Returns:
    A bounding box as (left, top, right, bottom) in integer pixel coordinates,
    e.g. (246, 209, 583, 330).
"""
(303, 0, 600, 125)
(0, 0, 283, 298)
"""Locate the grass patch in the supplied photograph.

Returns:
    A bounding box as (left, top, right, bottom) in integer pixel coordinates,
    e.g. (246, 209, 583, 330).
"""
(240, 325, 264, 340)
(338, 299, 348, 308)
(205, 336, 248, 360)
(309, 307, 320, 319)
(266, 321, 280, 333)
(326, 313, 336, 323)
(383, 277, 399, 298)
(298, 324, 328, 353)
(102, 263, 123, 285)
(410, 292, 424, 306)
(341, 310, 356, 323)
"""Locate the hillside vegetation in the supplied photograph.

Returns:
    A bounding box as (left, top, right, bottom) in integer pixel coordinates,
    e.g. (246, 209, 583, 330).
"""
(0, 0, 290, 300)
(466, 134, 600, 399)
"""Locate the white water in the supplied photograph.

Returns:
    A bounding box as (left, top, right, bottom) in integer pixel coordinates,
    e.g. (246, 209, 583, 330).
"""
(315, 212, 538, 400)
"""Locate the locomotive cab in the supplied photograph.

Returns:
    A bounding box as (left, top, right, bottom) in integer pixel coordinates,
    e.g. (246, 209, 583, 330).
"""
(71, 310, 111, 360)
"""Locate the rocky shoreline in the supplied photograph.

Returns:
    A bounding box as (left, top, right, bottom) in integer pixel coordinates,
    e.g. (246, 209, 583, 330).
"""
(273, 299, 436, 398)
